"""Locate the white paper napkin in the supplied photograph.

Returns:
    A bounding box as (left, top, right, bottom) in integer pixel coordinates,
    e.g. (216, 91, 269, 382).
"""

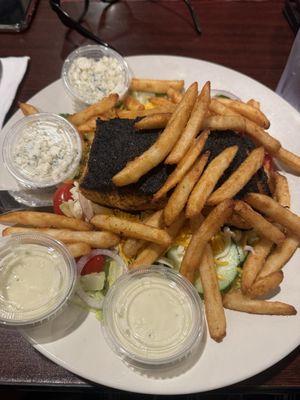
(0, 56, 30, 128)
(0, 56, 29, 191)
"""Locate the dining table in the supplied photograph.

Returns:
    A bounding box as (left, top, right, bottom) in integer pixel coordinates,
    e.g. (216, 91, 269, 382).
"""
(0, 0, 299, 397)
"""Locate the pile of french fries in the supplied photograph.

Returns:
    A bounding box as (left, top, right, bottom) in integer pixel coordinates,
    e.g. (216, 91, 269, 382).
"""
(12, 77, 300, 343)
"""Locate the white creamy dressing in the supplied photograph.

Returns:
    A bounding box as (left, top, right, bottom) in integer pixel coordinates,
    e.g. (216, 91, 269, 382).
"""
(12, 120, 79, 185)
(0, 244, 67, 320)
(68, 56, 125, 104)
(111, 276, 194, 360)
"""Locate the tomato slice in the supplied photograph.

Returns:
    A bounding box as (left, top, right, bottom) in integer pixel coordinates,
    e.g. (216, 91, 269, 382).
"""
(53, 183, 74, 215)
(81, 255, 106, 275)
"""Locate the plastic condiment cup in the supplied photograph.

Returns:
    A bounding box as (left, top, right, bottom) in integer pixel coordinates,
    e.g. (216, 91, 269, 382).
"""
(211, 89, 241, 100)
(61, 44, 131, 109)
(0, 233, 77, 327)
(3, 113, 82, 189)
(102, 265, 205, 369)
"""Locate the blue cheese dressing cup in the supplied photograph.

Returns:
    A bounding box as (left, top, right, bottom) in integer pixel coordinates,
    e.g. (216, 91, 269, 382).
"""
(2, 113, 82, 207)
(61, 44, 131, 111)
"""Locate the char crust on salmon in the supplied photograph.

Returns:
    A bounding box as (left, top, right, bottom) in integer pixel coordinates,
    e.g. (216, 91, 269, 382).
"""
(79, 119, 270, 211)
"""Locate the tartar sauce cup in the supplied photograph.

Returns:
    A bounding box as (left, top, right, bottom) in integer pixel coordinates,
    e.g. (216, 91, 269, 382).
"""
(3, 113, 82, 206)
(102, 265, 205, 369)
(0, 233, 77, 327)
(61, 44, 131, 109)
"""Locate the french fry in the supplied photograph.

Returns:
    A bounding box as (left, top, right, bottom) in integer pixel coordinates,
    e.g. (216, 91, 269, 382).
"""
(233, 201, 285, 245)
(207, 147, 265, 205)
(199, 244, 226, 342)
(203, 115, 281, 154)
(166, 81, 211, 164)
(186, 146, 238, 218)
(134, 113, 171, 130)
(226, 212, 252, 230)
(123, 95, 145, 111)
(122, 210, 164, 258)
(113, 82, 198, 186)
(272, 171, 290, 208)
(117, 104, 175, 119)
(2, 227, 120, 248)
(167, 87, 183, 103)
(91, 214, 171, 246)
(66, 242, 92, 258)
(245, 193, 300, 239)
(223, 289, 296, 315)
(92, 203, 114, 215)
(257, 234, 299, 279)
(153, 130, 209, 201)
(77, 110, 119, 133)
(68, 93, 119, 126)
(18, 102, 38, 116)
(130, 78, 184, 93)
(247, 99, 260, 109)
(130, 213, 185, 269)
(77, 117, 97, 133)
(189, 213, 204, 233)
(149, 97, 175, 108)
(180, 199, 234, 282)
(217, 98, 270, 129)
(241, 238, 273, 294)
(209, 98, 240, 117)
(247, 271, 284, 299)
(276, 147, 300, 175)
(101, 108, 118, 120)
(164, 152, 209, 226)
(0, 211, 92, 231)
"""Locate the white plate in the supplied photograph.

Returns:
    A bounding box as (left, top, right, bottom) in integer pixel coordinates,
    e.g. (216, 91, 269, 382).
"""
(1, 55, 300, 394)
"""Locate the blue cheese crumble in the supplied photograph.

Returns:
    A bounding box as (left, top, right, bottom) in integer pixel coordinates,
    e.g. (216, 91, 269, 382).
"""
(13, 122, 79, 185)
(68, 56, 125, 104)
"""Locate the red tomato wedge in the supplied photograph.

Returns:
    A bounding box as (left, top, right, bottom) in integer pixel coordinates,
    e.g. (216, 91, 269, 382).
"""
(53, 183, 74, 215)
(80, 255, 106, 275)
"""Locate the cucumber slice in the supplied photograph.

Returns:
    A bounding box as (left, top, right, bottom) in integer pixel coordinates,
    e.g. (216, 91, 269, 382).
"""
(236, 244, 247, 266)
(194, 243, 239, 294)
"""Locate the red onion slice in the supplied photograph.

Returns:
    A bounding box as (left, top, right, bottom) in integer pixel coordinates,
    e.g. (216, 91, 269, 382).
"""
(78, 192, 94, 222)
(75, 284, 104, 310)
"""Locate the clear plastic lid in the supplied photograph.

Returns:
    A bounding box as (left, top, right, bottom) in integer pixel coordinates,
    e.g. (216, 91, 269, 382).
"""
(3, 113, 82, 189)
(61, 44, 131, 106)
(0, 233, 77, 327)
(102, 265, 204, 368)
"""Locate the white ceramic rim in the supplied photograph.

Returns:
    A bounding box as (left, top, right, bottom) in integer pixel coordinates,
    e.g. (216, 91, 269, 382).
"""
(1, 54, 299, 395)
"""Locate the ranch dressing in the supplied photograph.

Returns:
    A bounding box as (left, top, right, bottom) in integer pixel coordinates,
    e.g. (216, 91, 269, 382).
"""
(111, 275, 194, 360)
(0, 244, 67, 320)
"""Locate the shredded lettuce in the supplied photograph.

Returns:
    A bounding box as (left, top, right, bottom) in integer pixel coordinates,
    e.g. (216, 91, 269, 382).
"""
(71, 293, 104, 320)
(73, 257, 124, 320)
(107, 260, 123, 287)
